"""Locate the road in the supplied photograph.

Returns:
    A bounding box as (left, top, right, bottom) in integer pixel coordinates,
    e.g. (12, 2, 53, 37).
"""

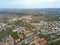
(52, 38, 60, 42)
(14, 33, 38, 45)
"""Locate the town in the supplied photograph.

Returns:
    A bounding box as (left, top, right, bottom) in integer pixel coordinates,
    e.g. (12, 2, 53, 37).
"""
(0, 13, 60, 45)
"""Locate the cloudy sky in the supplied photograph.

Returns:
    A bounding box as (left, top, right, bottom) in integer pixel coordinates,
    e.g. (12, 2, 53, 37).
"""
(0, 0, 60, 8)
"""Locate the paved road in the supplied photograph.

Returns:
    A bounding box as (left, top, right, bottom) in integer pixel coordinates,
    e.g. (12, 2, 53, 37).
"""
(56, 33, 60, 35)
(14, 33, 38, 45)
(52, 38, 60, 42)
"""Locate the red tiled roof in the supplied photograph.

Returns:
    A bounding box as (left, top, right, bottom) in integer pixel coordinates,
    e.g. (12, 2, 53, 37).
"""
(33, 38, 47, 45)
(18, 34, 23, 39)
(2, 42, 8, 45)
(40, 40, 47, 45)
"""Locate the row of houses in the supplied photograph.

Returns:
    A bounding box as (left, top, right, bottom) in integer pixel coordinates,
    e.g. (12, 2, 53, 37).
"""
(0, 35, 14, 45)
(12, 27, 35, 43)
(29, 37, 47, 45)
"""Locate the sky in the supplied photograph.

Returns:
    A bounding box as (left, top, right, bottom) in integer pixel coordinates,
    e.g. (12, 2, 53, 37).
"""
(0, 0, 60, 8)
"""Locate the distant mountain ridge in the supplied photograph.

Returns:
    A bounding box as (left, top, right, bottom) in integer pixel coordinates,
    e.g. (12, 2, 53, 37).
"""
(0, 8, 60, 16)
(39, 8, 60, 12)
(0, 8, 60, 11)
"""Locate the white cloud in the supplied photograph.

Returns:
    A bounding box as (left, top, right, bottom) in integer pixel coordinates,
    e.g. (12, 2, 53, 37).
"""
(7, 0, 59, 8)
(10, 0, 56, 5)
(0, 0, 60, 8)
